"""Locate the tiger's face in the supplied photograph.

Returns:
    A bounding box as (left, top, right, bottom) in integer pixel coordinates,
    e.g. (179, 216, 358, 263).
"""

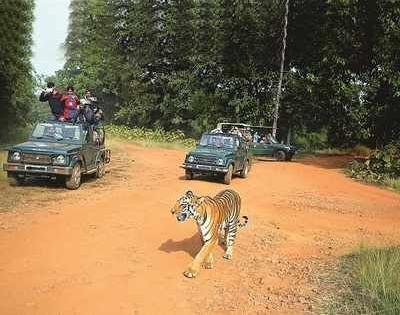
(171, 191, 201, 222)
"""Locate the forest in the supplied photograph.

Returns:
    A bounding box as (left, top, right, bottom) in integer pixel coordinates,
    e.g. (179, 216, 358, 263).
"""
(1, 0, 400, 148)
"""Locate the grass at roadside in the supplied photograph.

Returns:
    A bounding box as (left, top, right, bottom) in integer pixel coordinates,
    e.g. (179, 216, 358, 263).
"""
(322, 246, 400, 315)
(382, 177, 400, 191)
(105, 124, 196, 150)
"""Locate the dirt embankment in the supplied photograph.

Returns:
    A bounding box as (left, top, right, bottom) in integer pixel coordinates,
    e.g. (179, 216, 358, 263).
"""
(0, 144, 399, 314)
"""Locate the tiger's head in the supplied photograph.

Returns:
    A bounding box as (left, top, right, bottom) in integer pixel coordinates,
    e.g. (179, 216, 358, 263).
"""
(171, 190, 204, 222)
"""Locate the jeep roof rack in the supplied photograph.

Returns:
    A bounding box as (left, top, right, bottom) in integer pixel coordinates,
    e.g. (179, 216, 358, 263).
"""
(216, 122, 274, 130)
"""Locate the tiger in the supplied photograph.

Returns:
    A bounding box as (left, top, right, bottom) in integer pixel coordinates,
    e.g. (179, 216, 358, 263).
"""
(171, 189, 249, 278)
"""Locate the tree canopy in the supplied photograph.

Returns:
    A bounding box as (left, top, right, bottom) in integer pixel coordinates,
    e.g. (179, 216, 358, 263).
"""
(4, 0, 399, 147)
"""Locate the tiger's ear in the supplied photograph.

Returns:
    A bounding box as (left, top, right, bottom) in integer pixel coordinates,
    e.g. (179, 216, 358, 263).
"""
(185, 190, 194, 197)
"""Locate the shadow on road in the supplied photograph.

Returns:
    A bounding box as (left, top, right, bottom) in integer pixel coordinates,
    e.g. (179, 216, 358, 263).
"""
(158, 234, 202, 258)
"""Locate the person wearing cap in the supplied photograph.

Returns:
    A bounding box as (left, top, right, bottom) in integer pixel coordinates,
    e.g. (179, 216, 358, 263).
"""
(39, 82, 63, 120)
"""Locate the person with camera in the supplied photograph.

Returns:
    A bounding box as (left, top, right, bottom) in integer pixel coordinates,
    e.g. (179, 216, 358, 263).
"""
(39, 82, 63, 120)
(77, 89, 104, 125)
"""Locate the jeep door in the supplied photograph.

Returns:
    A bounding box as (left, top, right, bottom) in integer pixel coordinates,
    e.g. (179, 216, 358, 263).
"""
(82, 127, 97, 171)
(235, 138, 246, 171)
(251, 141, 274, 157)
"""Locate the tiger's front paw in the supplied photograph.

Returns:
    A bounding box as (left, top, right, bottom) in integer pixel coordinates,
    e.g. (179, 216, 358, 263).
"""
(202, 261, 213, 269)
(183, 267, 198, 278)
(223, 253, 232, 260)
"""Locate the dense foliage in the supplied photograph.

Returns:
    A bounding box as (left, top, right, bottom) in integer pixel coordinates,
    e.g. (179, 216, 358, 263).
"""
(14, 0, 400, 148)
(0, 0, 398, 147)
(0, 0, 35, 141)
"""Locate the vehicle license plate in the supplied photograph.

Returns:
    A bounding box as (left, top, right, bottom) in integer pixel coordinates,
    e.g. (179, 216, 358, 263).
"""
(25, 165, 47, 172)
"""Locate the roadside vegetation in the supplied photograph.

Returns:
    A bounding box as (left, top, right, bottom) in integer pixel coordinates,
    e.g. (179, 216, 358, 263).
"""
(0, 127, 31, 183)
(323, 246, 400, 315)
(347, 143, 400, 192)
(293, 130, 372, 156)
(0, 151, 6, 182)
(106, 125, 196, 150)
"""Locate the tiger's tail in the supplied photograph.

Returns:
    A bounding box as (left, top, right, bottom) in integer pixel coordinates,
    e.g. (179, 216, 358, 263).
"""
(238, 215, 249, 228)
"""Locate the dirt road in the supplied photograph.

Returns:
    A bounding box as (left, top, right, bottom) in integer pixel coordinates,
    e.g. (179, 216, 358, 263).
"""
(0, 144, 399, 314)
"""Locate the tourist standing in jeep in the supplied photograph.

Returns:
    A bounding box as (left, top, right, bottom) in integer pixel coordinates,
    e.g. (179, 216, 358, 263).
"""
(39, 82, 63, 121)
(60, 86, 80, 122)
(78, 89, 104, 125)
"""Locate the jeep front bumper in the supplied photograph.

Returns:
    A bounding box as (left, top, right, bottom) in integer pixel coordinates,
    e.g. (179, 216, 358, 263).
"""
(3, 163, 73, 176)
(181, 163, 229, 173)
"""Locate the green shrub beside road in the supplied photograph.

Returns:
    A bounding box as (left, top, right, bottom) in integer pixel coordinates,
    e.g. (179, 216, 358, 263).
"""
(347, 143, 400, 191)
(105, 125, 196, 150)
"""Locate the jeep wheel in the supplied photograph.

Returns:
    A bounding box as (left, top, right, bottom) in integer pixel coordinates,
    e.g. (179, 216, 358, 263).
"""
(239, 160, 249, 178)
(7, 173, 24, 186)
(223, 164, 233, 185)
(65, 163, 82, 190)
(185, 170, 194, 180)
(274, 150, 286, 161)
(96, 157, 106, 178)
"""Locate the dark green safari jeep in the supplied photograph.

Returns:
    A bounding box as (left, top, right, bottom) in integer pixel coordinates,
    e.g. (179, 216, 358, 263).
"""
(182, 132, 251, 184)
(3, 121, 111, 189)
(217, 123, 297, 161)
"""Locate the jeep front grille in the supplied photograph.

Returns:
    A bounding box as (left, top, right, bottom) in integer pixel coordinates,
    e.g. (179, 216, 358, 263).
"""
(22, 153, 51, 165)
(195, 155, 217, 165)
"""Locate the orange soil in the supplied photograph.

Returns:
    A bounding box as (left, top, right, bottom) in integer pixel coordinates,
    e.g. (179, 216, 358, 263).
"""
(0, 144, 399, 314)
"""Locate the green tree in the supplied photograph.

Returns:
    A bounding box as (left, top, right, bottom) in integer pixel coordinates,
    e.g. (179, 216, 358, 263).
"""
(0, 0, 34, 141)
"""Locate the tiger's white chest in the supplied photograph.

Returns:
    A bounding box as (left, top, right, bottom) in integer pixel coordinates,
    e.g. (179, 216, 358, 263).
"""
(197, 214, 212, 242)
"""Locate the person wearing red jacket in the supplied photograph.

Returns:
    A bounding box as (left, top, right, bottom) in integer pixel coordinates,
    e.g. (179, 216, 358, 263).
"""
(60, 86, 80, 122)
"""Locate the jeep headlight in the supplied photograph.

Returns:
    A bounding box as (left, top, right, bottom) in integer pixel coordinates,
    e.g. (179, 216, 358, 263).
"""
(11, 152, 21, 161)
(53, 155, 66, 165)
(217, 158, 225, 166)
(188, 155, 195, 163)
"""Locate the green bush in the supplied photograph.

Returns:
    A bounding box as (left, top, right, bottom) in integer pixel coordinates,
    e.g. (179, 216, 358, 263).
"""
(347, 143, 400, 190)
(105, 124, 196, 149)
(293, 129, 329, 152)
(351, 144, 371, 157)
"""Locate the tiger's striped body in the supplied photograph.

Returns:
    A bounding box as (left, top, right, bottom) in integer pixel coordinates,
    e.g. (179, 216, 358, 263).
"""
(171, 189, 248, 278)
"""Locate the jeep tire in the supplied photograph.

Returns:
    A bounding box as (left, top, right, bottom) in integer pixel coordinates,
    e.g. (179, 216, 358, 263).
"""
(7, 172, 24, 186)
(239, 160, 249, 178)
(96, 157, 106, 178)
(274, 150, 286, 161)
(65, 163, 82, 190)
(223, 164, 233, 185)
(185, 169, 194, 180)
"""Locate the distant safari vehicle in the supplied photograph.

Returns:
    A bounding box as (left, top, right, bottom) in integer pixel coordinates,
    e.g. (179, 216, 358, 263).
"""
(3, 121, 111, 189)
(216, 122, 297, 161)
(182, 132, 251, 185)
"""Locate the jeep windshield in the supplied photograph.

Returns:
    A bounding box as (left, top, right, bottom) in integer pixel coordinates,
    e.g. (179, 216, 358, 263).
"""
(199, 134, 236, 149)
(30, 122, 82, 144)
